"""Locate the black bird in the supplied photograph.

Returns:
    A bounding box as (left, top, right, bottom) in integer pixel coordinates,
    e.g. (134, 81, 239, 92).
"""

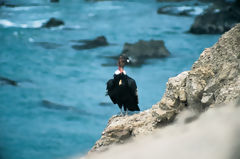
(106, 55, 140, 115)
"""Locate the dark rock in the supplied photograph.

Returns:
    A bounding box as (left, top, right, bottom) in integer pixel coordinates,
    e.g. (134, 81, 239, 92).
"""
(189, 3, 240, 34)
(0, 0, 5, 6)
(0, 76, 18, 86)
(120, 40, 170, 66)
(42, 18, 64, 28)
(72, 36, 109, 50)
(50, 0, 59, 2)
(236, 0, 240, 7)
(34, 42, 62, 49)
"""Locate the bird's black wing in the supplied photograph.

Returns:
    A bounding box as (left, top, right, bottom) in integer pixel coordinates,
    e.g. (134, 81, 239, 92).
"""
(126, 76, 140, 111)
(106, 79, 117, 104)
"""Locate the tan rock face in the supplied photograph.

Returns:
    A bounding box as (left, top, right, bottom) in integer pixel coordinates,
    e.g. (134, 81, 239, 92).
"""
(187, 23, 240, 110)
(89, 24, 240, 154)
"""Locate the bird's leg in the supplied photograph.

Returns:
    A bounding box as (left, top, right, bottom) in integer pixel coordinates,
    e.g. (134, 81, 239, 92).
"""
(126, 109, 128, 116)
(120, 107, 123, 116)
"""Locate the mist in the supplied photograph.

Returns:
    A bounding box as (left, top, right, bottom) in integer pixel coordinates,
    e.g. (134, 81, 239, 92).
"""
(79, 104, 240, 159)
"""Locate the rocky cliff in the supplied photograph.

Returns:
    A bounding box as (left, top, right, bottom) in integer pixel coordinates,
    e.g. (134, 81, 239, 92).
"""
(88, 23, 240, 154)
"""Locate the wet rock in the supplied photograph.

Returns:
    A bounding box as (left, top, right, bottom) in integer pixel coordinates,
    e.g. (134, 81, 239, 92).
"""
(121, 40, 170, 66)
(0, 76, 18, 86)
(72, 36, 109, 50)
(42, 18, 64, 28)
(189, 2, 240, 34)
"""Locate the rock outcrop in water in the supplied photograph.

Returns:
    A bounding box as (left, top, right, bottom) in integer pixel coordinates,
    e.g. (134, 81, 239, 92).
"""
(42, 18, 64, 28)
(120, 40, 170, 66)
(88, 23, 240, 153)
(189, 1, 240, 34)
(72, 36, 109, 50)
(0, 76, 18, 86)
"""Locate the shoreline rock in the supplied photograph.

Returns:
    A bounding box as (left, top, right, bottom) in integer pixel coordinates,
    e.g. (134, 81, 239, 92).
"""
(189, 1, 240, 34)
(87, 23, 240, 154)
(42, 18, 64, 28)
(72, 36, 109, 50)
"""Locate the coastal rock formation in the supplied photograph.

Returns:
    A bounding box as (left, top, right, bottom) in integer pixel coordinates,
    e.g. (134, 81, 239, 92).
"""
(89, 23, 240, 153)
(42, 18, 64, 28)
(121, 40, 170, 66)
(72, 36, 109, 50)
(189, 1, 240, 34)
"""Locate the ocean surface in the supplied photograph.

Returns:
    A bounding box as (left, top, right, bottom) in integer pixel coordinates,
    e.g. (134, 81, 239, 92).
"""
(0, 0, 219, 159)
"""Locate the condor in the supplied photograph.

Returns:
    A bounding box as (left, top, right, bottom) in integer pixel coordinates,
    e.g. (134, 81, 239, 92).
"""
(106, 56, 140, 115)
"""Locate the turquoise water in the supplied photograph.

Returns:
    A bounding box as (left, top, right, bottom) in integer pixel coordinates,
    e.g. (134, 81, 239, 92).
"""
(0, 0, 219, 159)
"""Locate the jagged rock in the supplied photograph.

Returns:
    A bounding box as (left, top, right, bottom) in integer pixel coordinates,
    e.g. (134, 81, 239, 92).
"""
(187, 24, 240, 109)
(88, 24, 240, 154)
(42, 18, 64, 28)
(90, 109, 177, 152)
(121, 40, 170, 66)
(189, 2, 240, 34)
(72, 36, 109, 50)
(158, 71, 189, 110)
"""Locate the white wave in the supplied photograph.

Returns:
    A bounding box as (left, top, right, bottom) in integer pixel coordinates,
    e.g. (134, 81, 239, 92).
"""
(31, 19, 46, 28)
(0, 19, 45, 28)
(177, 6, 205, 16)
(11, 6, 33, 11)
(0, 19, 16, 27)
